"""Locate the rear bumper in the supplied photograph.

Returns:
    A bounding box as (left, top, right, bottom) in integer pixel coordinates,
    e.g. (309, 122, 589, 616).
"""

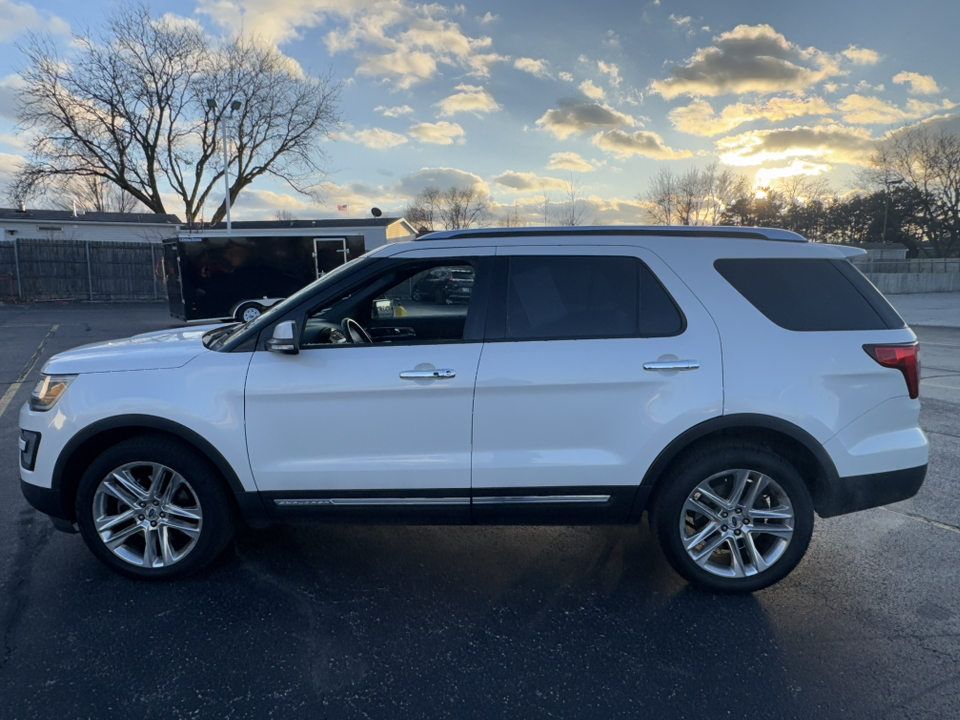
(816, 464, 927, 518)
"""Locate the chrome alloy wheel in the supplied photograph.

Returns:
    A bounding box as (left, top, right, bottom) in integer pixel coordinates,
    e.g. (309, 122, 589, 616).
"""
(92, 462, 203, 569)
(241, 305, 261, 322)
(679, 469, 795, 578)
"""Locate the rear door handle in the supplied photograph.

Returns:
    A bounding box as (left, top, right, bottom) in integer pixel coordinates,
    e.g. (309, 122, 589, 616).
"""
(643, 360, 700, 371)
(399, 369, 456, 379)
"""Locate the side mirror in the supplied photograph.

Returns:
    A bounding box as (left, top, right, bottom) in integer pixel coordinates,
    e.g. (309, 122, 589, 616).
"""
(266, 320, 298, 354)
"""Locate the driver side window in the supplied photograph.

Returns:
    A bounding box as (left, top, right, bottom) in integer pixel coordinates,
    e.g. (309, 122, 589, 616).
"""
(300, 259, 481, 348)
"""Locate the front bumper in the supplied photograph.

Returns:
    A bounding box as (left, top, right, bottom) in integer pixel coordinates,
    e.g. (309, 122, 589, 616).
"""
(20, 479, 78, 533)
(816, 464, 927, 518)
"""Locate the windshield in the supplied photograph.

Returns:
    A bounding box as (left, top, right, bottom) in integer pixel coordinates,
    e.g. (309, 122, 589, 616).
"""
(211, 253, 375, 350)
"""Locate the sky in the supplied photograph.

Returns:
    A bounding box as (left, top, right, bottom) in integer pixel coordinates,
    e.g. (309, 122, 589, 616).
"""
(1, 0, 959, 224)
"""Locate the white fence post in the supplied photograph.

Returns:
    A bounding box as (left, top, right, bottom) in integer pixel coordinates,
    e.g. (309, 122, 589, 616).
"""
(86, 240, 93, 301)
(13, 236, 22, 300)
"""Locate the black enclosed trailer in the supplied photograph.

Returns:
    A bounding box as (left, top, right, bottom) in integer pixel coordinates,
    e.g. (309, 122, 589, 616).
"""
(163, 234, 365, 321)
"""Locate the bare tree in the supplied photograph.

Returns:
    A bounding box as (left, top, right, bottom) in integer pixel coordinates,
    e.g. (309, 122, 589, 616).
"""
(439, 187, 490, 229)
(274, 209, 296, 222)
(404, 186, 489, 231)
(497, 201, 527, 227)
(10, 2, 341, 224)
(640, 163, 746, 226)
(48, 175, 145, 213)
(553, 173, 592, 226)
(863, 127, 960, 257)
(404, 187, 442, 232)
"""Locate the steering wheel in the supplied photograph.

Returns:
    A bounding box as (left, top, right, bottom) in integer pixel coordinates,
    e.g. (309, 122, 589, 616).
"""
(341, 317, 373, 344)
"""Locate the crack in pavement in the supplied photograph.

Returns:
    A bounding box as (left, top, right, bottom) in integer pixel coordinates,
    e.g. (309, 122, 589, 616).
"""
(881, 507, 960, 535)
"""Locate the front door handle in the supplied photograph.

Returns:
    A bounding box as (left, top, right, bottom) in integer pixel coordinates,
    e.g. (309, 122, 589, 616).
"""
(643, 360, 700, 371)
(399, 369, 456, 379)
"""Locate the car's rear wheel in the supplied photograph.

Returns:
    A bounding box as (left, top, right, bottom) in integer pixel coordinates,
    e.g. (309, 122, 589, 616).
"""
(76, 436, 236, 580)
(650, 442, 814, 593)
(412, 287, 423, 301)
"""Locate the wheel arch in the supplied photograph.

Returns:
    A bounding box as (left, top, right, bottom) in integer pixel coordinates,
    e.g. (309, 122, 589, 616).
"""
(53, 415, 252, 523)
(630, 414, 839, 521)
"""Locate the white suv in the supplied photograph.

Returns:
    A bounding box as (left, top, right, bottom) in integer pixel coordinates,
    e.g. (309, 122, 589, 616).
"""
(18, 227, 928, 592)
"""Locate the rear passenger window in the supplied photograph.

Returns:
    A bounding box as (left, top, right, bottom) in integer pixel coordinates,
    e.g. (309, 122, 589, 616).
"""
(715, 258, 906, 331)
(503, 256, 684, 340)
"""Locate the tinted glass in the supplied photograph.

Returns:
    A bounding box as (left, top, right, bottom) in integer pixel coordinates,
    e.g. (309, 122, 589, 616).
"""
(715, 258, 905, 331)
(505, 256, 639, 339)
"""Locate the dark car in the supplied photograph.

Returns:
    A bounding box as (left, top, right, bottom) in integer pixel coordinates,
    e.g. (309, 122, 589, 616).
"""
(410, 267, 474, 304)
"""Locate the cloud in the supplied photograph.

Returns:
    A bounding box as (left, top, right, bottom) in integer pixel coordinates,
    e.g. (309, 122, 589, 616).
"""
(837, 94, 952, 124)
(396, 167, 488, 196)
(342, 128, 409, 149)
(669, 96, 834, 136)
(203, 1, 506, 89)
(754, 160, 831, 187)
(478, 12, 498, 23)
(515, 57, 550, 78)
(0, 0, 69, 43)
(597, 61, 621, 87)
(354, 48, 437, 90)
(436, 84, 500, 116)
(579, 80, 605, 101)
(408, 121, 466, 145)
(651, 24, 841, 99)
(842, 46, 881, 65)
(492, 172, 570, 192)
(592, 130, 692, 160)
(893, 71, 940, 95)
(669, 14, 692, 27)
(716, 124, 877, 167)
(375, 104, 414, 117)
(536, 99, 636, 139)
(558, 71, 574, 83)
(547, 152, 597, 172)
(0, 74, 26, 121)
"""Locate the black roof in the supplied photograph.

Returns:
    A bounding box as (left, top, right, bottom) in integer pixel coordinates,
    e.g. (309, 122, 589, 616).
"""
(0, 208, 182, 224)
(191, 218, 405, 231)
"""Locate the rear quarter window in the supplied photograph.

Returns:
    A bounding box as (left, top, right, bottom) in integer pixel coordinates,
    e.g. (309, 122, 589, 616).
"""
(714, 258, 905, 331)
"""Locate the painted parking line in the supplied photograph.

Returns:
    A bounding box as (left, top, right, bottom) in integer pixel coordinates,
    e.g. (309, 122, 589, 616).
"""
(0, 324, 59, 422)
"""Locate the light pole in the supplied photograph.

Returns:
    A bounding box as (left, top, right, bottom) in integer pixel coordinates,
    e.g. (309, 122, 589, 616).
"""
(206, 98, 242, 232)
(881, 177, 904, 245)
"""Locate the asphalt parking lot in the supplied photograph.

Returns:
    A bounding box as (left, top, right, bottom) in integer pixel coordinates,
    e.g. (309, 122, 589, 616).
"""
(1, 298, 958, 720)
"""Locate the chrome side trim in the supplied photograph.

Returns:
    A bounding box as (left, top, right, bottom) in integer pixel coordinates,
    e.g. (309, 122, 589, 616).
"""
(274, 497, 469, 507)
(472, 494, 611, 505)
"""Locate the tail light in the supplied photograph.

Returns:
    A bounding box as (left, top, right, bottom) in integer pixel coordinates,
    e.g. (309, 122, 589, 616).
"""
(863, 342, 920, 399)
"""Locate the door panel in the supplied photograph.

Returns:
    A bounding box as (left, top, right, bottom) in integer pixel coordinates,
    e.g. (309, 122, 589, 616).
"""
(245, 343, 483, 503)
(471, 246, 723, 522)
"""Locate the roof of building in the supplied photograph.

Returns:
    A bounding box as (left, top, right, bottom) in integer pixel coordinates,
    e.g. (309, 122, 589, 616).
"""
(0, 208, 182, 224)
(189, 217, 406, 231)
(418, 225, 808, 243)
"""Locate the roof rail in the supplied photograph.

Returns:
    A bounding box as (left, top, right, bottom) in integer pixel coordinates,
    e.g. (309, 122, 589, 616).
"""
(416, 225, 808, 243)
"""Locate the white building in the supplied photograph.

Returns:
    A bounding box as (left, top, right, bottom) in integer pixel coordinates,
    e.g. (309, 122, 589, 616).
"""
(1, 207, 182, 243)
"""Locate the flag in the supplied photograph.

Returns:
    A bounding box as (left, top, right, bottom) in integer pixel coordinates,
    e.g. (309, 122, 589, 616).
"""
(337, 204, 348, 211)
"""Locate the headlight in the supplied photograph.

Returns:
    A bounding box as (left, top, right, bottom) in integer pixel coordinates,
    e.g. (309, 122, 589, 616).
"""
(29, 375, 76, 412)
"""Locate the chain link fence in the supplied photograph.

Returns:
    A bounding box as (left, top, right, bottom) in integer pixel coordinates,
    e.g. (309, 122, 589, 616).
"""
(0, 238, 166, 302)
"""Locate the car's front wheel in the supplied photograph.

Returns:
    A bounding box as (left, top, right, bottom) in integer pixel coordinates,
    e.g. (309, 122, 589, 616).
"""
(650, 442, 814, 593)
(76, 436, 236, 580)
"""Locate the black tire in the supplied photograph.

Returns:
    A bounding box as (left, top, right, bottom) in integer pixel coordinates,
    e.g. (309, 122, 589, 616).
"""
(412, 287, 423, 302)
(650, 441, 814, 593)
(235, 302, 263, 322)
(75, 435, 237, 580)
